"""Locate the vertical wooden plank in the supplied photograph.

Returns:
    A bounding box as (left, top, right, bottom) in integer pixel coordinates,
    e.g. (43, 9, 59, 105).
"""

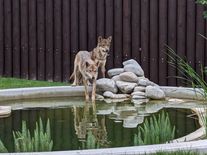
(123, 0, 131, 61)
(20, 0, 29, 79)
(62, 0, 70, 82)
(0, 0, 4, 76)
(114, 0, 123, 67)
(45, 0, 54, 81)
(70, 0, 79, 77)
(196, 4, 205, 74)
(12, 0, 20, 78)
(54, 0, 62, 82)
(37, 0, 45, 80)
(159, 0, 168, 85)
(97, 0, 105, 38)
(88, 0, 96, 51)
(79, 0, 87, 50)
(177, 0, 186, 86)
(4, 0, 12, 77)
(131, 0, 141, 63)
(105, 0, 114, 69)
(141, 0, 150, 77)
(150, 0, 158, 83)
(28, 0, 37, 80)
(187, 0, 196, 70)
(168, 0, 177, 86)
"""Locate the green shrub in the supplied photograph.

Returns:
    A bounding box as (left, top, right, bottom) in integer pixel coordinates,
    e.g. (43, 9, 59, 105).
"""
(134, 111, 175, 145)
(196, 0, 207, 18)
(13, 118, 53, 152)
(166, 46, 207, 99)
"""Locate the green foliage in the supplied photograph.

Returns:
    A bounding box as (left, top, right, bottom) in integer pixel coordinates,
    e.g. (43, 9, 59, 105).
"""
(0, 139, 8, 153)
(166, 46, 207, 99)
(0, 77, 68, 89)
(134, 111, 175, 145)
(196, 0, 207, 18)
(13, 118, 53, 152)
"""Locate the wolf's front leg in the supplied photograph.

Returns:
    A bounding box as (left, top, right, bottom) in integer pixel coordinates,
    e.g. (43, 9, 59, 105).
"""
(101, 66, 106, 78)
(91, 79, 97, 102)
(83, 79, 89, 101)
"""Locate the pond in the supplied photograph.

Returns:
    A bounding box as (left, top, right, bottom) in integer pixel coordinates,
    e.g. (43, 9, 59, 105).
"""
(0, 97, 201, 152)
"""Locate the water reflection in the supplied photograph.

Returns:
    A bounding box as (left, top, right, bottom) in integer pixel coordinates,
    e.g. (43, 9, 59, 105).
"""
(73, 102, 109, 149)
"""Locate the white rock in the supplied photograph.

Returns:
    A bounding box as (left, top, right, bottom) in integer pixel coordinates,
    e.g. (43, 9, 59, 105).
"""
(107, 68, 124, 78)
(132, 95, 147, 99)
(123, 116, 144, 128)
(138, 78, 158, 87)
(145, 86, 166, 100)
(134, 86, 146, 92)
(116, 81, 137, 94)
(131, 91, 146, 96)
(119, 72, 139, 83)
(123, 59, 140, 66)
(132, 99, 149, 105)
(97, 78, 118, 93)
(124, 64, 144, 77)
(103, 91, 130, 99)
(112, 75, 121, 82)
(95, 94, 104, 100)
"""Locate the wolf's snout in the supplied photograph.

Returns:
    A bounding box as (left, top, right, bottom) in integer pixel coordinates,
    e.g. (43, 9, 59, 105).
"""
(92, 77, 95, 80)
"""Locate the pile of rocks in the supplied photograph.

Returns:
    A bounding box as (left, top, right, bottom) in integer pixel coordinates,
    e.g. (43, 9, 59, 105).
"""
(96, 59, 166, 103)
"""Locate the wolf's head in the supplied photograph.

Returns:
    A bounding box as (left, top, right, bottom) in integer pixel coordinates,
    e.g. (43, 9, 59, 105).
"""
(85, 61, 99, 80)
(96, 36, 112, 60)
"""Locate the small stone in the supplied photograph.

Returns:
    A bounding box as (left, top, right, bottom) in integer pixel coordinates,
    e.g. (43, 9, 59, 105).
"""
(132, 95, 147, 99)
(112, 75, 121, 82)
(116, 81, 137, 94)
(119, 72, 139, 83)
(107, 68, 124, 78)
(138, 78, 158, 87)
(103, 91, 130, 99)
(145, 86, 166, 100)
(131, 91, 146, 96)
(134, 86, 146, 92)
(123, 59, 140, 66)
(97, 78, 118, 93)
(96, 94, 104, 100)
(124, 64, 144, 77)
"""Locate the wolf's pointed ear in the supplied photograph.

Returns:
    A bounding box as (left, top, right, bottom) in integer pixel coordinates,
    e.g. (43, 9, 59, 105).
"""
(98, 36, 102, 43)
(85, 61, 90, 67)
(108, 36, 112, 42)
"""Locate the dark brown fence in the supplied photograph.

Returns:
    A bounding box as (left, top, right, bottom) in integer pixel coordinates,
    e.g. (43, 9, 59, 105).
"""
(0, 0, 206, 86)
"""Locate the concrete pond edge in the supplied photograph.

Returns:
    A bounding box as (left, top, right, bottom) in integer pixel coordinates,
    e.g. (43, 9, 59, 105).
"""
(0, 86, 206, 154)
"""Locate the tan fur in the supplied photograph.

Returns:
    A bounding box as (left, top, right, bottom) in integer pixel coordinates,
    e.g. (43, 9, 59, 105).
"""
(90, 36, 112, 78)
(70, 51, 98, 102)
(70, 36, 112, 101)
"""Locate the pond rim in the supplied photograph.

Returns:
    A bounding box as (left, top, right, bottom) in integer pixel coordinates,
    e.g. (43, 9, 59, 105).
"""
(0, 86, 206, 154)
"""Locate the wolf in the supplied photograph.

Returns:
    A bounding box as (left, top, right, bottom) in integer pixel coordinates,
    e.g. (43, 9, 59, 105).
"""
(90, 36, 112, 78)
(70, 51, 99, 101)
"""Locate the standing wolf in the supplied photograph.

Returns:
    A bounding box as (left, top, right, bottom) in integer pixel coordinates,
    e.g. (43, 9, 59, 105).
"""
(70, 36, 112, 101)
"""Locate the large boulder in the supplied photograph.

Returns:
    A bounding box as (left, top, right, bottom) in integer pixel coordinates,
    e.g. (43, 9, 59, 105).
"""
(119, 72, 139, 83)
(97, 78, 118, 93)
(124, 64, 144, 77)
(107, 68, 124, 78)
(134, 86, 146, 92)
(123, 59, 144, 77)
(145, 86, 166, 100)
(103, 91, 130, 99)
(138, 77, 158, 87)
(112, 75, 121, 82)
(116, 81, 137, 94)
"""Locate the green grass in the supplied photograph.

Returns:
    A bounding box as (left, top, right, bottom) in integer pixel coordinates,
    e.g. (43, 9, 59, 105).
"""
(0, 77, 69, 89)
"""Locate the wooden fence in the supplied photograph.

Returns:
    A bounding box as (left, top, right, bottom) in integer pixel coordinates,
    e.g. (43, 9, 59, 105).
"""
(0, 0, 206, 86)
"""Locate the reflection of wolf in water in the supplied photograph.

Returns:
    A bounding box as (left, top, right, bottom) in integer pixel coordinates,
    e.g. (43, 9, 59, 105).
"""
(73, 103, 109, 148)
